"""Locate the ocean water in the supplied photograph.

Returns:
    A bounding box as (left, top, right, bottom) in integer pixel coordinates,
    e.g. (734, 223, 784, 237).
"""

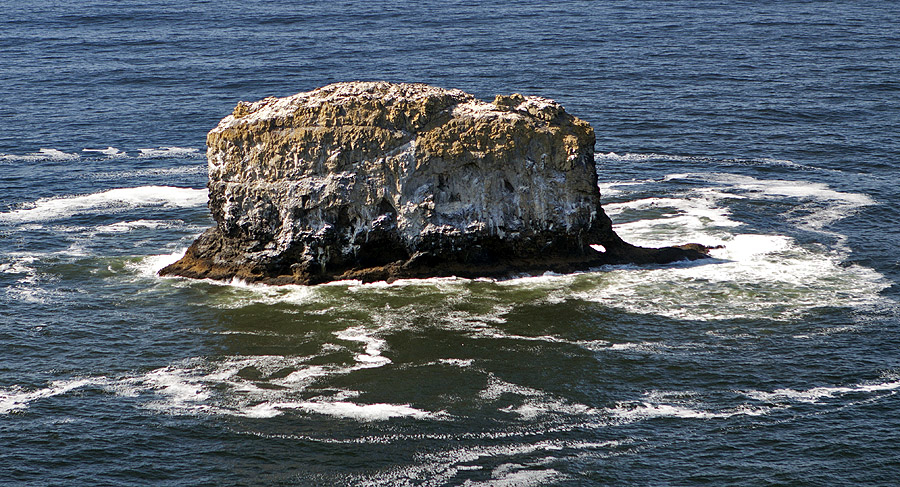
(2, 1, 899, 485)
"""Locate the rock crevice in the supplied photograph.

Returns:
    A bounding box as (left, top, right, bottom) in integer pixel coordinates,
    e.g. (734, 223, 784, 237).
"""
(160, 81, 708, 284)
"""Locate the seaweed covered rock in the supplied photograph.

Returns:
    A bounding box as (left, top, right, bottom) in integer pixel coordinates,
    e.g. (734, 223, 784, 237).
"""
(160, 81, 708, 284)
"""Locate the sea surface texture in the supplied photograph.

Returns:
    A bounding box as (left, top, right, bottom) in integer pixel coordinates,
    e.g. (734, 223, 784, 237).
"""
(2, 1, 899, 485)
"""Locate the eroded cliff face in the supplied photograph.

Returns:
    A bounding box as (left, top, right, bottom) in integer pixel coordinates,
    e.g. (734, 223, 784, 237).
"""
(160, 81, 707, 284)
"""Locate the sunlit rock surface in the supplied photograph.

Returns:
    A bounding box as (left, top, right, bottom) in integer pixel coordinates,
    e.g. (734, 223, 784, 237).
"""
(160, 81, 708, 284)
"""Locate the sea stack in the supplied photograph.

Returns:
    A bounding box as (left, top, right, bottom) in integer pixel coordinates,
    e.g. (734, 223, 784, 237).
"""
(160, 81, 708, 284)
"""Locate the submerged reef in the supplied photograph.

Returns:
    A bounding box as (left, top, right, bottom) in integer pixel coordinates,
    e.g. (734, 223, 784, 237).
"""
(160, 81, 709, 284)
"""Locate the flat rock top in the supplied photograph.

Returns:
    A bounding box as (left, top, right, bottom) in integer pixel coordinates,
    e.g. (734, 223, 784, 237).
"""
(216, 81, 571, 133)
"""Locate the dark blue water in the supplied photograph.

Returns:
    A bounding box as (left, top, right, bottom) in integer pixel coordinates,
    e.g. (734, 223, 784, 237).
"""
(2, 1, 899, 485)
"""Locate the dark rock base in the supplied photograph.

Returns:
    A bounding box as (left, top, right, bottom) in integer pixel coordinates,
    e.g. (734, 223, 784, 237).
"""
(159, 226, 712, 285)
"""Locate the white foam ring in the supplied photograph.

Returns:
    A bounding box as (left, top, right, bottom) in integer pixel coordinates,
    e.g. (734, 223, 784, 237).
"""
(182, 170, 886, 323)
(186, 193, 886, 324)
(0, 186, 208, 223)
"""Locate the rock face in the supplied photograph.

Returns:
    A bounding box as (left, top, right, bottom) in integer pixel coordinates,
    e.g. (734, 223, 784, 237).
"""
(160, 81, 708, 284)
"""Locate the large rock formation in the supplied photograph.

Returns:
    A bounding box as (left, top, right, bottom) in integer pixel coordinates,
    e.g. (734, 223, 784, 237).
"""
(160, 81, 708, 284)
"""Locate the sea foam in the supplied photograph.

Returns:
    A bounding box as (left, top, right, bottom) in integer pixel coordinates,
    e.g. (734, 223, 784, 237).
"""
(1, 146, 201, 161)
(0, 148, 80, 162)
(96, 349, 429, 419)
(569, 172, 889, 321)
(667, 172, 876, 230)
(82, 147, 126, 157)
(137, 147, 201, 158)
(0, 186, 208, 223)
(744, 376, 900, 404)
(605, 401, 770, 421)
(274, 401, 437, 421)
(596, 152, 814, 171)
(0, 378, 103, 414)
(334, 326, 392, 367)
(131, 248, 189, 277)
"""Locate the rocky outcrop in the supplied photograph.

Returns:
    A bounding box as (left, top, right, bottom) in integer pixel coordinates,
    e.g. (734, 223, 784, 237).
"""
(160, 81, 708, 284)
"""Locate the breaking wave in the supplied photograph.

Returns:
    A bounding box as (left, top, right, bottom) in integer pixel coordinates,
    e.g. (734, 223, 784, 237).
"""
(0, 186, 207, 223)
